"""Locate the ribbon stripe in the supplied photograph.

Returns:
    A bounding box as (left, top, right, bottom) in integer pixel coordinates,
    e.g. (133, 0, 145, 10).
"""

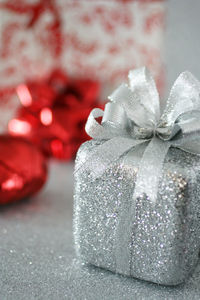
(133, 137, 171, 204)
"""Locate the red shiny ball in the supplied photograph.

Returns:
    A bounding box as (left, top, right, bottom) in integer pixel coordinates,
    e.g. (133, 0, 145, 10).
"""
(8, 70, 103, 160)
(0, 136, 47, 205)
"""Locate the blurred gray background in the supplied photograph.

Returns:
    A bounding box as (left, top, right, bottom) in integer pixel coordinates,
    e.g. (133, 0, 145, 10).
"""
(166, 0, 200, 91)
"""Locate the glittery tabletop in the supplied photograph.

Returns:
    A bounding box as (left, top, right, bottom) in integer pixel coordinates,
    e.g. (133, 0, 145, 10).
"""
(0, 162, 200, 300)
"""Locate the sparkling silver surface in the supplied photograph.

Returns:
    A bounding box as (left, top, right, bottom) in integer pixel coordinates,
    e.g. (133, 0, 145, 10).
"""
(0, 161, 200, 299)
(74, 140, 200, 286)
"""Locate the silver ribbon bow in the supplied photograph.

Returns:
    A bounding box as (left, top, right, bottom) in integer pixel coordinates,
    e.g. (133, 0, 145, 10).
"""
(75, 67, 200, 275)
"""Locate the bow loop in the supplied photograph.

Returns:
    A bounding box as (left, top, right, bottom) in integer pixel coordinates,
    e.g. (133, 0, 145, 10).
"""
(160, 71, 200, 129)
(108, 83, 153, 128)
(108, 66, 160, 129)
(102, 102, 130, 130)
(85, 106, 130, 140)
(128, 67, 160, 121)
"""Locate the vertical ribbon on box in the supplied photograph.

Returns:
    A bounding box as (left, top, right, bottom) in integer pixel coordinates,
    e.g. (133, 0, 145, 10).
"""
(75, 67, 200, 276)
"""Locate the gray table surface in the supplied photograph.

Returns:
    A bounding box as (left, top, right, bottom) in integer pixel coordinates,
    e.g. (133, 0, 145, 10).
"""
(2, 0, 200, 299)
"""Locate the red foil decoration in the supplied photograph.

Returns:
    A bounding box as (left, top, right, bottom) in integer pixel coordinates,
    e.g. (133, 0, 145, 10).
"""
(8, 70, 103, 160)
(0, 135, 47, 205)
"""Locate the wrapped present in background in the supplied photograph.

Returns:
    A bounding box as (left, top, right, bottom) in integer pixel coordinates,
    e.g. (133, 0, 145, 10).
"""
(74, 68, 200, 285)
(0, 0, 165, 133)
(60, 0, 165, 96)
(0, 0, 63, 131)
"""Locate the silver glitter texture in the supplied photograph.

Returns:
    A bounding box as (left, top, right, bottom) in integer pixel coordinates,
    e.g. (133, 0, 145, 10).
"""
(73, 139, 200, 286)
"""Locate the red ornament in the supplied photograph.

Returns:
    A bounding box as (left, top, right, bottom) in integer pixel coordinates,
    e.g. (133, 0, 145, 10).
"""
(0, 135, 47, 205)
(8, 70, 103, 160)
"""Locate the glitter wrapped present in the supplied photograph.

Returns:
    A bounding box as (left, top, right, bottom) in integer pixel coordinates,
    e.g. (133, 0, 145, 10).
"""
(73, 67, 200, 285)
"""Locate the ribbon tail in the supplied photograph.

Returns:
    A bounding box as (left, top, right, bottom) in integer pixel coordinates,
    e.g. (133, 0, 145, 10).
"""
(114, 137, 171, 276)
(74, 137, 148, 181)
(171, 119, 200, 155)
(173, 138, 200, 155)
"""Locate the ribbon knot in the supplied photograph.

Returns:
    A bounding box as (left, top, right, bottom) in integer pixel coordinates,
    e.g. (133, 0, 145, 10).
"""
(75, 67, 200, 276)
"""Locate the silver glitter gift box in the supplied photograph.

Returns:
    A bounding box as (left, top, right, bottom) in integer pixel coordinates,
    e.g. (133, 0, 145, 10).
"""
(73, 68, 200, 285)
